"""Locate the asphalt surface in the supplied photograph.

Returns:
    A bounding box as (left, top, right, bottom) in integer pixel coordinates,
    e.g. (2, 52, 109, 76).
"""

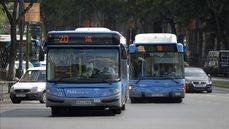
(213, 77, 229, 82)
(1, 88, 229, 129)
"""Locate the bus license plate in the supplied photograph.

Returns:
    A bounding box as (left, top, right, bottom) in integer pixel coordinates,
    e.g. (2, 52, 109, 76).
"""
(16, 94, 26, 97)
(73, 100, 93, 105)
(151, 93, 164, 97)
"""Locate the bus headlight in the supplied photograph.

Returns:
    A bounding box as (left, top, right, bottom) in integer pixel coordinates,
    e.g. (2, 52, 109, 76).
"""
(49, 88, 65, 97)
(101, 88, 120, 97)
(109, 88, 120, 94)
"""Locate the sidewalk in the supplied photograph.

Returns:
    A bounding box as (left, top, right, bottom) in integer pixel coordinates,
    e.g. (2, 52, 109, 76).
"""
(0, 84, 10, 103)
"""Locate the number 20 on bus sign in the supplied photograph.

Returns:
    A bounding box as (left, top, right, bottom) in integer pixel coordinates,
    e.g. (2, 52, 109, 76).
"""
(59, 35, 69, 43)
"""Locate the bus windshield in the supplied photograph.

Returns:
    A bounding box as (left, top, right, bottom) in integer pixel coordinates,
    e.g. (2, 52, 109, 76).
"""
(130, 52, 184, 80)
(47, 48, 119, 83)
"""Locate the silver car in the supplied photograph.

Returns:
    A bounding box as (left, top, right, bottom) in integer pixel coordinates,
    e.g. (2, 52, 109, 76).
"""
(185, 67, 212, 93)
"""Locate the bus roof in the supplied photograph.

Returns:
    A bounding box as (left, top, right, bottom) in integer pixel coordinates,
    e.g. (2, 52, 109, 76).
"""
(47, 27, 126, 46)
(75, 27, 111, 32)
(134, 33, 177, 44)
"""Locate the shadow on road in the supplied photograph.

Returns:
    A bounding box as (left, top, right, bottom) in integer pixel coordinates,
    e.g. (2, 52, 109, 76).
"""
(0, 108, 49, 117)
(130, 98, 183, 104)
(50, 109, 116, 117)
(0, 108, 117, 117)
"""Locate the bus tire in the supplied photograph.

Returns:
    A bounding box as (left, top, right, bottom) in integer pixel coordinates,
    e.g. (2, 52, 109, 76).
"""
(175, 98, 183, 103)
(121, 104, 126, 110)
(51, 107, 61, 116)
(111, 108, 121, 114)
(130, 98, 137, 103)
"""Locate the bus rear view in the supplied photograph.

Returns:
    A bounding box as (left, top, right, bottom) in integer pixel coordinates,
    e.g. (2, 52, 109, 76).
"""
(129, 33, 185, 103)
(45, 28, 128, 115)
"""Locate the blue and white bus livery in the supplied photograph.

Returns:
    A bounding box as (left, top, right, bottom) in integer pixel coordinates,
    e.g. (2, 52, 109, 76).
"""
(45, 28, 128, 115)
(129, 33, 185, 103)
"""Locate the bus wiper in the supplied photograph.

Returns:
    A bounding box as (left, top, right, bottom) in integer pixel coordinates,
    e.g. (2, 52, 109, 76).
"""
(100, 78, 120, 85)
(167, 76, 179, 84)
(101, 79, 113, 85)
(135, 76, 144, 84)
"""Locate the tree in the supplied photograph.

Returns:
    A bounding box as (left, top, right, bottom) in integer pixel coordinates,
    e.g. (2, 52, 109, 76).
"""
(207, 0, 228, 50)
(0, 0, 35, 80)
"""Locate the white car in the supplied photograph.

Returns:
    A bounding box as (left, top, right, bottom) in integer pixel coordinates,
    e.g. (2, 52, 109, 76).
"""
(10, 67, 46, 103)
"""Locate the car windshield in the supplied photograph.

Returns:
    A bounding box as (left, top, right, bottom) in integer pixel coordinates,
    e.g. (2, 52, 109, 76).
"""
(185, 68, 207, 77)
(20, 70, 46, 82)
(47, 48, 119, 83)
(130, 52, 184, 80)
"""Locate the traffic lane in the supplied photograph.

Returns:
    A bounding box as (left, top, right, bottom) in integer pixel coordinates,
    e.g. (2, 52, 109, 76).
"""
(213, 77, 229, 82)
(213, 86, 229, 94)
(1, 93, 229, 129)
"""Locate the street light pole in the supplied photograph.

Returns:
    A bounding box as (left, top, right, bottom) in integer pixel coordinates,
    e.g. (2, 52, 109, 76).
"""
(18, 0, 24, 78)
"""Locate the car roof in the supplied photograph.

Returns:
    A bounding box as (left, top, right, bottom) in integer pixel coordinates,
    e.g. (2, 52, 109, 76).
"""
(185, 67, 205, 72)
(27, 66, 46, 71)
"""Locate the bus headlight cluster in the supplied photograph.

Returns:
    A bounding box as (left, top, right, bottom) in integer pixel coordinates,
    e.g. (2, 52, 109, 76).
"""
(49, 88, 65, 97)
(109, 88, 120, 94)
(101, 88, 120, 97)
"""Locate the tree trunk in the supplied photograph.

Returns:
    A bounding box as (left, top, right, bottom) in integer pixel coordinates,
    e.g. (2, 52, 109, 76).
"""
(168, 18, 176, 35)
(7, 20, 17, 81)
(214, 14, 223, 50)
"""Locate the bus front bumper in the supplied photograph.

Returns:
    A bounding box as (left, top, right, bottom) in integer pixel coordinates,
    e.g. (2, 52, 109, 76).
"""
(46, 94, 122, 108)
(129, 88, 185, 99)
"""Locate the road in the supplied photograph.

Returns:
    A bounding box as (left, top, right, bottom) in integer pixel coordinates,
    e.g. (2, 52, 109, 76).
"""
(1, 88, 229, 129)
(213, 77, 229, 82)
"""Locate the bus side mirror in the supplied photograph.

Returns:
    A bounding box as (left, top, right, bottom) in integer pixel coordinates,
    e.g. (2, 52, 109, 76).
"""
(121, 45, 127, 60)
(39, 49, 45, 61)
(129, 44, 136, 54)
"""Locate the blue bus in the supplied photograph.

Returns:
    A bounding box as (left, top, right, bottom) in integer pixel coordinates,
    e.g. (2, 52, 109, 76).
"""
(128, 33, 185, 103)
(45, 28, 128, 115)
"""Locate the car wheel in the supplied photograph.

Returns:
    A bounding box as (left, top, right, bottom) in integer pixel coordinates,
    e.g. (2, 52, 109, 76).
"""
(39, 91, 46, 103)
(207, 89, 212, 93)
(10, 96, 21, 104)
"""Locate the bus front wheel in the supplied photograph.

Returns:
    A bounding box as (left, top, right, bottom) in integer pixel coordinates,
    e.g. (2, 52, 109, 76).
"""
(121, 104, 126, 110)
(51, 107, 62, 116)
(111, 108, 121, 114)
(175, 98, 183, 103)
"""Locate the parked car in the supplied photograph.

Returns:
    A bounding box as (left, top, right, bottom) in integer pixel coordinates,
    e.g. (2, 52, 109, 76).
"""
(30, 59, 42, 67)
(185, 67, 212, 93)
(6, 61, 34, 79)
(10, 67, 46, 103)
